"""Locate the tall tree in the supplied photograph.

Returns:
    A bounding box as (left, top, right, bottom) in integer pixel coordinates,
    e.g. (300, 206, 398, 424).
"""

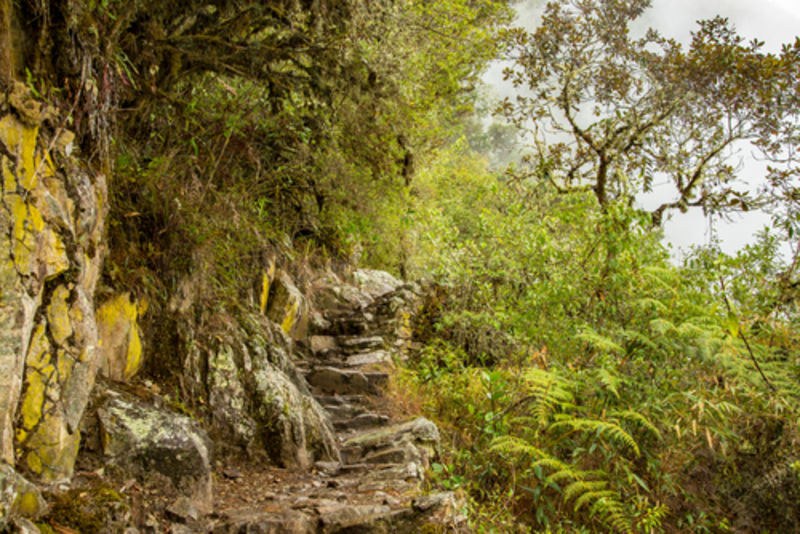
(502, 0, 789, 224)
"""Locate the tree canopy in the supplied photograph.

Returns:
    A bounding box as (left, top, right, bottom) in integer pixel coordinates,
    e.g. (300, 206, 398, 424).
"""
(502, 0, 795, 225)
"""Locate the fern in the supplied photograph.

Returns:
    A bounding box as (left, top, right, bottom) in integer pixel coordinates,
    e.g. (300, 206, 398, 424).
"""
(575, 328, 624, 355)
(490, 435, 546, 459)
(596, 367, 622, 399)
(550, 414, 641, 456)
(564, 479, 607, 501)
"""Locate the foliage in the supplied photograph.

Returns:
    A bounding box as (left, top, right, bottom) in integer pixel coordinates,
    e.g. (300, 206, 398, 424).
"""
(405, 134, 800, 531)
(501, 0, 794, 224)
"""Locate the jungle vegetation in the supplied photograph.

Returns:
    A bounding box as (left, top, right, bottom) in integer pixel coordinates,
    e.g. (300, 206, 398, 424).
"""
(8, 0, 800, 531)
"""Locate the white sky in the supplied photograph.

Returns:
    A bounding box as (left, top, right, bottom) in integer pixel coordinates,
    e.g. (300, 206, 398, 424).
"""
(486, 0, 800, 258)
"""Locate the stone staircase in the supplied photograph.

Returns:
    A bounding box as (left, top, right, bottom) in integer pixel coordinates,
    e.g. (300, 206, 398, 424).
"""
(207, 281, 465, 533)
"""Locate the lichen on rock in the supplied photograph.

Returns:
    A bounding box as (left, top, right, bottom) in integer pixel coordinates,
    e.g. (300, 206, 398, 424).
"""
(0, 84, 107, 483)
(96, 387, 213, 514)
(96, 293, 144, 382)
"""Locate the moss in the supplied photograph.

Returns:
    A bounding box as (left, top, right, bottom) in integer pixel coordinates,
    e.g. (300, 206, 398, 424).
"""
(43, 486, 126, 534)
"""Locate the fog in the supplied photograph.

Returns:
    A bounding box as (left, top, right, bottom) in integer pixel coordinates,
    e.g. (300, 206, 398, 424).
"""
(483, 0, 800, 258)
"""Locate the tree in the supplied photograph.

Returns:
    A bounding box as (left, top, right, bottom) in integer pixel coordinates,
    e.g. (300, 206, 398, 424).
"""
(501, 0, 788, 224)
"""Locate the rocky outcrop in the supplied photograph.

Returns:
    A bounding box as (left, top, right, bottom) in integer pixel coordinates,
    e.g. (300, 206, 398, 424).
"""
(94, 387, 213, 514)
(0, 82, 107, 482)
(182, 311, 339, 469)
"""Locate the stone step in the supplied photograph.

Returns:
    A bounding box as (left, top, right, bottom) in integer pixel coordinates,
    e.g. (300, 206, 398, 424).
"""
(344, 350, 392, 368)
(306, 366, 388, 396)
(310, 335, 339, 357)
(314, 394, 369, 407)
(323, 402, 366, 421)
(320, 315, 372, 336)
(333, 413, 390, 432)
(338, 335, 385, 354)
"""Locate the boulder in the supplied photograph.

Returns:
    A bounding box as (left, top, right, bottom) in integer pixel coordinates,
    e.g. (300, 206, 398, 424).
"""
(96, 389, 213, 514)
(198, 314, 338, 467)
(353, 269, 403, 300)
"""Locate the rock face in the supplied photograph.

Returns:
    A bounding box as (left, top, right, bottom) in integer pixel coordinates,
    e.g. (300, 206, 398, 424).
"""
(0, 82, 107, 482)
(183, 312, 339, 468)
(96, 388, 213, 513)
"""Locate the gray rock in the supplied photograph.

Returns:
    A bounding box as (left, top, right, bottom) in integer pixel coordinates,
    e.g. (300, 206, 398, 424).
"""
(306, 367, 388, 395)
(343, 417, 440, 470)
(250, 357, 340, 468)
(317, 503, 391, 530)
(96, 389, 213, 513)
(353, 269, 404, 299)
(345, 350, 392, 367)
(210, 507, 315, 534)
(0, 465, 47, 522)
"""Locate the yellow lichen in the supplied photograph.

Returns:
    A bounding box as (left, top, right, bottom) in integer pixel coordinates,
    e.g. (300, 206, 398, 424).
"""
(123, 324, 142, 380)
(97, 293, 143, 381)
(260, 271, 270, 314)
(13, 490, 42, 517)
(22, 415, 79, 481)
(26, 323, 50, 369)
(47, 286, 73, 346)
(281, 298, 299, 335)
(0, 114, 40, 191)
(19, 371, 46, 432)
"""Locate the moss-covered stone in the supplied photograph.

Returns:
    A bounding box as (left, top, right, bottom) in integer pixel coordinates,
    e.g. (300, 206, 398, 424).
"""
(96, 388, 212, 513)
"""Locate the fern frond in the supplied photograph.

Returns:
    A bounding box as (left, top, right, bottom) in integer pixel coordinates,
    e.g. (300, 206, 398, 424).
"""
(619, 328, 659, 351)
(490, 435, 545, 459)
(564, 479, 607, 502)
(634, 297, 669, 314)
(649, 318, 676, 335)
(577, 489, 617, 512)
(609, 409, 662, 440)
(551, 415, 641, 456)
(597, 367, 622, 399)
(575, 328, 624, 355)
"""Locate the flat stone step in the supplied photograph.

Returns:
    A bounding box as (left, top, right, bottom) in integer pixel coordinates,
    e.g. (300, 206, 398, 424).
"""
(314, 394, 369, 407)
(338, 336, 385, 353)
(306, 367, 388, 395)
(333, 413, 390, 432)
(362, 447, 410, 465)
(324, 403, 367, 421)
(344, 350, 393, 368)
(310, 335, 339, 356)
